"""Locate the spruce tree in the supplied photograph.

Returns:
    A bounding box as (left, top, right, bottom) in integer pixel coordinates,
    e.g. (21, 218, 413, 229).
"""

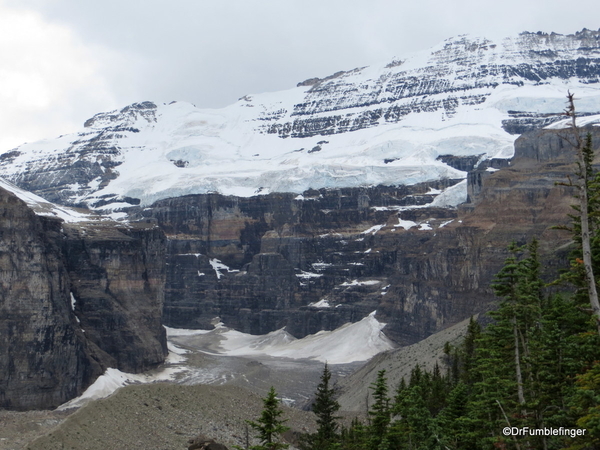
(247, 387, 290, 450)
(305, 363, 341, 450)
(462, 240, 544, 448)
(367, 370, 391, 449)
(567, 361, 600, 449)
(390, 384, 440, 450)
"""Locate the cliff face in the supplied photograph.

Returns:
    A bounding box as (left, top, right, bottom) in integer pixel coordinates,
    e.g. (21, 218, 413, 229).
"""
(61, 222, 167, 373)
(377, 126, 599, 343)
(143, 127, 597, 344)
(0, 188, 102, 409)
(0, 187, 167, 410)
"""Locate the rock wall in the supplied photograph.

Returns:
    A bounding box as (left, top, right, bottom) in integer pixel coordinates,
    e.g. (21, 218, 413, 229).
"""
(61, 222, 167, 373)
(0, 189, 102, 409)
(142, 183, 462, 339)
(146, 127, 598, 345)
(0, 188, 167, 410)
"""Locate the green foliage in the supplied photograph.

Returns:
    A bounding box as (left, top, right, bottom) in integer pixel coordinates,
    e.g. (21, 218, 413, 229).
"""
(328, 239, 600, 449)
(295, 161, 600, 449)
(300, 363, 341, 450)
(391, 384, 440, 449)
(367, 370, 392, 449)
(247, 387, 289, 450)
(338, 417, 367, 450)
(567, 361, 600, 449)
(313, 363, 341, 443)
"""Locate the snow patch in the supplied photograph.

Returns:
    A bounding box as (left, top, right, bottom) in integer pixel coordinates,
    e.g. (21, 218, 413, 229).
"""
(296, 271, 323, 279)
(428, 180, 468, 208)
(0, 177, 96, 223)
(340, 279, 381, 287)
(545, 114, 600, 130)
(439, 219, 455, 228)
(394, 218, 417, 230)
(361, 224, 385, 235)
(308, 299, 332, 308)
(210, 258, 230, 279)
(312, 262, 333, 270)
(215, 311, 394, 363)
(56, 365, 185, 411)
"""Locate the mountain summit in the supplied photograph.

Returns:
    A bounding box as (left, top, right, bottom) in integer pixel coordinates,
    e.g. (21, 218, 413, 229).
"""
(1, 29, 600, 212)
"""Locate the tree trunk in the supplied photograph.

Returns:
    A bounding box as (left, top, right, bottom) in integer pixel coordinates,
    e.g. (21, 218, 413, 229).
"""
(567, 92, 600, 336)
(513, 315, 526, 407)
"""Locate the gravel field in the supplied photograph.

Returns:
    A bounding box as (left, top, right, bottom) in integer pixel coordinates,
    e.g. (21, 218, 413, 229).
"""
(0, 409, 73, 450)
(0, 327, 365, 450)
(23, 383, 316, 450)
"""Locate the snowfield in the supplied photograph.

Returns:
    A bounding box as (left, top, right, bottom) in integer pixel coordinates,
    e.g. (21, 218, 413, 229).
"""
(57, 312, 394, 410)
(166, 311, 394, 364)
(0, 177, 96, 222)
(3, 31, 599, 212)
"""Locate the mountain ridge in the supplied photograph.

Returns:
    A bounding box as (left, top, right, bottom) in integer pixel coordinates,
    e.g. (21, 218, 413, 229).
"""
(1, 29, 600, 212)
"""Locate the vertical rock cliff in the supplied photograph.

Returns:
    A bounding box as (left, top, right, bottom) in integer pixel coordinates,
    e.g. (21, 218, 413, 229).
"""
(0, 188, 103, 409)
(61, 222, 167, 373)
(0, 186, 167, 410)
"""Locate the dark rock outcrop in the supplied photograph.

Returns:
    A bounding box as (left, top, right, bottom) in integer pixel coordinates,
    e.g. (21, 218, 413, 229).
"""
(140, 182, 462, 339)
(188, 434, 229, 450)
(0, 187, 167, 410)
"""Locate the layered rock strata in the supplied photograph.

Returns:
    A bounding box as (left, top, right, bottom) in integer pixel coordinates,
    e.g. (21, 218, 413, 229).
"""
(143, 127, 597, 344)
(0, 188, 167, 409)
(0, 188, 102, 409)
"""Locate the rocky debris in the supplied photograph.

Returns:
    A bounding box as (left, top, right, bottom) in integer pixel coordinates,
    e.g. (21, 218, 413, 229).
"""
(335, 316, 475, 412)
(26, 384, 315, 450)
(0, 408, 73, 450)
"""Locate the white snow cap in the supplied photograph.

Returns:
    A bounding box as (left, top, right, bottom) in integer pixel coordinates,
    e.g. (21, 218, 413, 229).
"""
(3, 31, 600, 211)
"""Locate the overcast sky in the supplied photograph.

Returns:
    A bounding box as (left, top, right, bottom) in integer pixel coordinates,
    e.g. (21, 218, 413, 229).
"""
(1, 0, 599, 151)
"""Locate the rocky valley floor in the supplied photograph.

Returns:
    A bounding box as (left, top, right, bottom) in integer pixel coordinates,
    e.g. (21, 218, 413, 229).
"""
(0, 316, 472, 449)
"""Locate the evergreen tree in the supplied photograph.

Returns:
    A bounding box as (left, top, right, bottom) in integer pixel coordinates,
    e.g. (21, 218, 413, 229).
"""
(367, 370, 391, 449)
(462, 240, 544, 448)
(247, 387, 290, 450)
(390, 384, 441, 450)
(301, 363, 341, 450)
(567, 360, 600, 449)
(437, 382, 470, 449)
(460, 316, 481, 386)
(338, 417, 367, 450)
(313, 363, 340, 443)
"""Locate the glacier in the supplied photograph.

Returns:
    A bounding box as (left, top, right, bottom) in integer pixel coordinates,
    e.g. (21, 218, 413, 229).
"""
(1, 29, 600, 212)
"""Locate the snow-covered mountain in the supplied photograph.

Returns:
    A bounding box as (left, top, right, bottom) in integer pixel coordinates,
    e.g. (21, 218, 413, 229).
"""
(2, 29, 600, 211)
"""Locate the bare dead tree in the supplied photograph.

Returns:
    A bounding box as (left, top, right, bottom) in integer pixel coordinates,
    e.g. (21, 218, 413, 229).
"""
(565, 91, 600, 336)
